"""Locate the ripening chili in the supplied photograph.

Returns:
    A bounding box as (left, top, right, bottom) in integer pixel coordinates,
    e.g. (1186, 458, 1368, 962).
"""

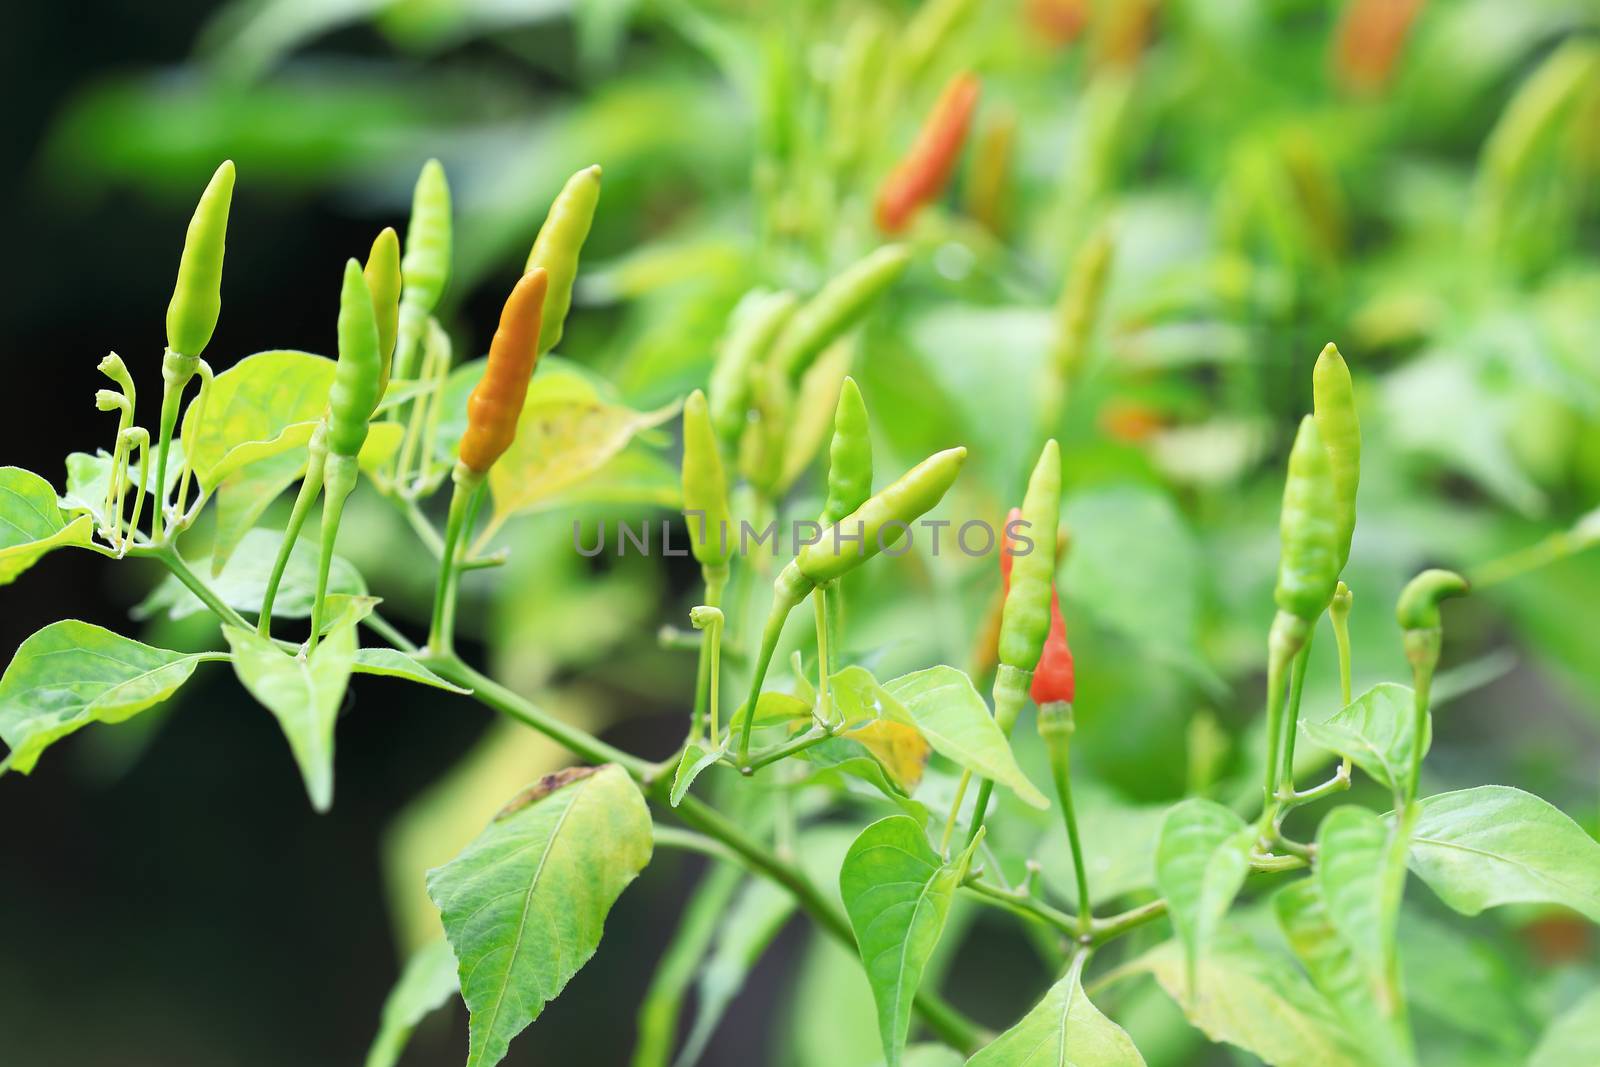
(526, 165, 602, 356)
(166, 160, 235, 360)
(875, 71, 980, 235)
(458, 269, 549, 474)
(1030, 590, 1075, 705)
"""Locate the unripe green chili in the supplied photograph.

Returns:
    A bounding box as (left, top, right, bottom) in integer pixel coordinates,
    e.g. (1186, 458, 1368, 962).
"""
(1262, 416, 1341, 812)
(1274, 416, 1341, 628)
(327, 259, 384, 459)
(364, 226, 403, 395)
(771, 245, 911, 379)
(793, 445, 967, 585)
(1312, 342, 1360, 570)
(525, 164, 602, 355)
(819, 377, 872, 527)
(737, 359, 792, 499)
(166, 160, 235, 359)
(1051, 227, 1114, 383)
(681, 390, 732, 573)
(708, 289, 799, 446)
(458, 270, 550, 475)
(394, 159, 452, 388)
(738, 446, 969, 764)
(1396, 568, 1468, 804)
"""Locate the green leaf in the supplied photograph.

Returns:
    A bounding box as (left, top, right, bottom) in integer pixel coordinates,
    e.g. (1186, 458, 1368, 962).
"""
(1153, 798, 1253, 997)
(676, 876, 796, 1066)
(839, 815, 979, 1067)
(670, 739, 727, 806)
(1136, 934, 1364, 1067)
(881, 665, 1048, 809)
(211, 450, 307, 575)
(60, 451, 118, 530)
(1397, 911, 1529, 1052)
(352, 648, 471, 693)
(966, 950, 1146, 1066)
(727, 689, 812, 732)
(426, 764, 653, 1067)
(365, 938, 459, 1067)
(178, 349, 402, 488)
(178, 350, 333, 488)
(0, 621, 210, 774)
(1273, 881, 1413, 1066)
(1406, 785, 1600, 922)
(1528, 988, 1600, 1067)
(795, 735, 928, 820)
(223, 601, 366, 812)
(0, 466, 95, 585)
(481, 360, 679, 538)
(1315, 807, 1407, 990)
(135, 527, 366, 621)
(1298, 684, 1429, 793)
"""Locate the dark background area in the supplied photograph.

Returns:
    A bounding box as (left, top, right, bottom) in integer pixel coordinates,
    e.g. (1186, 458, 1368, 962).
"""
(0, 6, 767, 1065)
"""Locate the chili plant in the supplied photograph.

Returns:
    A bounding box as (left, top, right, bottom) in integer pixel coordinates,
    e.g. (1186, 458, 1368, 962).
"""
(5, 144, 1600, 1067)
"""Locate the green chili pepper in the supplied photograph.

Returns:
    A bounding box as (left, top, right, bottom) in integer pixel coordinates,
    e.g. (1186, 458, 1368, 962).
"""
(738, 445, 968, 764)
(1050, 227, 1114, 385)
(1396, 568, 1468, 804)
(327, 259, 384, 459)
(364, 226, 402, 395)
(737, 358, 793, 499)
(681, 389, 732, 573)
(793, 445, 967, 586)
(771, 245, 911, 379)
(1312, 342, 1360, 570)
(395, 159, 452, 387)
(819, 377, 873, 527)
(1274, 416, 1341, 629)
(166, 160, 235, 359)
(1396, 569, 1469, 633)
(525, 164, 602, 355)
(708, 289, 799, 446)
(992, 438, 1063, 748)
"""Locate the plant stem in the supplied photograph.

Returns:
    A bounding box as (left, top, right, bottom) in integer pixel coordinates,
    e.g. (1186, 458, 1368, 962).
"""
(962, 877, 1080, 937)
(1090, 898, 1169, 945)
(427, 651, 985, 1055)
(136, 544, 252, 631)
(965, 779, 997, 850)
(1330, 584, 1354, 778)
(742, 726, 831, 772)
(1260, 646, 1291, 819)
(258, 449, 325, 636)
(1040, 703, 1093, 934)
(631, 860, 742, 1067)
(690, 565, 727, 741)
(1276, 636, 1314, 795)
(307, 455, 358, 652)
(649, 825, 741, 865)
(428, 468, 484, 654)
(362, 610, 419, 654)
(736, 586, 803, 764)
(939, 770, 973, 857)
(813, 582, 832, 724)
(1407, 659, 1434, 808)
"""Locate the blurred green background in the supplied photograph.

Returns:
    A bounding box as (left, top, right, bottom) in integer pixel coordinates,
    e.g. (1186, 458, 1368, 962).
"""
(3, 1, 1600, 1064)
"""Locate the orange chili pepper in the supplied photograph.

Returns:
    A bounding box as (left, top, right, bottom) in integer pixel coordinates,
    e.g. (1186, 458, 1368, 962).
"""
(875, 72, 981, 235)
(1334, 0, 1426, 94)
(1025, 0, 1088, 47)
(458, 269, 549, 473)
(1030, 590, 1075, 705)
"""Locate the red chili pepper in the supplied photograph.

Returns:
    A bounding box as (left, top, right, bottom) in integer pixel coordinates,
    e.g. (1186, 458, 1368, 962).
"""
(1030, 589, 1075, 705)
(1333, 0, 1426, 94)
(1025, 0, 1088, 46)
(875, 72, 980, 235)
(1001, 506, 1074, 704)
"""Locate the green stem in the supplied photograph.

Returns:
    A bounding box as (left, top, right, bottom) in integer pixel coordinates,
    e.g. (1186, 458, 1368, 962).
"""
(1040, 703, 1093, 934)
(813, 582, 832, 724)
(691, 565, 728, 742)
(940, 770, 973, 857)
(428, 468, 484, 654)
(1090, 898, 1169, 945)
(136, 544, 253, 631)
(962, 876, 1080, 937)
(1277, 636, 1315, 796)
(1282, 765, 1352, 811)
(1407, 657, 1435, 808)
(965, 779, 997, 850)
(171, 360, 213, 521)
(631, 860, 743, 1067)
(741, 726, 830, 773)
(307, 454, 358, 652)
(1330, 585, 1354, 778)
(735, 583, 805, 764)
(151, 351, 197, 542)
(1260, 645, 1291, 820)
(362, 610, 419, 654)
(649, 826, 741, 866)
(258, 446, 326, 637)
